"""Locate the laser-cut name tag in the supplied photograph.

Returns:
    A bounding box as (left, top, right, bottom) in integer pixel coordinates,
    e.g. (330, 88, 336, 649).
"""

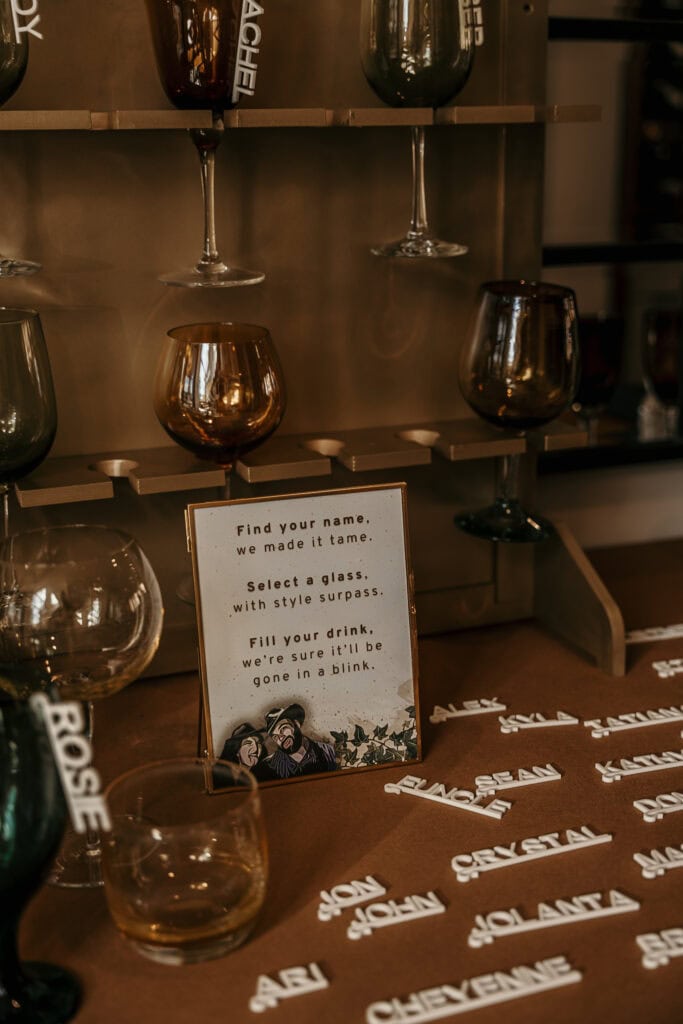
(653, 658, 683, 679)
(626, 624, 683, 644)
(498, 711, 578, 734)
(637, 928, 683, 969)
(467, 890, 639, 948)
(429, 698, 506, 724)
(317, 876, 387, 921)
(595, 750, 683, 783)
(347, 891, 446, 941)
(451, 826, 612, 883)
(585, 705, 683, 738)
(364, 956, 582, 1024)
(634, 791, 683, 822)
(634, 843, 683, 880)
(384, 774, 512, 819)
(249, 964, 329, 1013)
(475, 764, 562, 797)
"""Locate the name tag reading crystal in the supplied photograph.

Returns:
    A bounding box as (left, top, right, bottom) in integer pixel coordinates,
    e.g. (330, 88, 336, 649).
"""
(474, 763, 562, 797)
(430, 698, 506, 725)
(317, 876, 387, 921)
(634, 843, 683, 880)
(653, 658, 683, 679)
(467, 890, 640, 948)
(384, 774, 512, 820)
(451, 826, 612, 883)
(498, 711, 579, 734)
(347, 891, 446, 941)
(637, 928, 683, 969)
(584, 705, 683, 738)
(634, 791, 683, 822)
(249, 964, 329, 1013)
(595, 749, 683, 783)
(364, 955, 582, 1024)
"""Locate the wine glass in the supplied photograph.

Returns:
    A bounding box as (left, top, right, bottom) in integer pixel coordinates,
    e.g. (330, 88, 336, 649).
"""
(0, 308, 58, 537)
(0, 525, 164, 887)
(0, 2, 41, 277)
(571, 314, 623, 445)
(144, 0, 265, 287)
(456, 280, 579, 543)
(642, 307, 681, 440)
(0, 693, 81, 1022)
(360, 0, 476, 258)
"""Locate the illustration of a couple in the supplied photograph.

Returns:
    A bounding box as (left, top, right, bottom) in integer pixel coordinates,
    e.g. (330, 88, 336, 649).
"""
(219, 703, 337, 781)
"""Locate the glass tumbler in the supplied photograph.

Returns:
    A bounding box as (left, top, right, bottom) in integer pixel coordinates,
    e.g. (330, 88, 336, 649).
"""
(101, 758, 267, 966)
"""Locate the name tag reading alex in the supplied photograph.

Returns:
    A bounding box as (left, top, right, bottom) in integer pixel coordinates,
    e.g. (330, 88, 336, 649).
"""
(451, 826, 612, 883)
(585, 705, 683, 738)
(347, 892, 446, 941)
(474, 764, 562, 797)
(429, 698, 506, 725)
(634, 843, 683, 880)
(595, 750, 683, 783)
(634, 791, 683, 822)
(637, 928, 683, 969)
(385, 775, 511, 820)
(468, 890, 639, 948)
(498, 711, 579, 734)
(364, 956, 582, 1024)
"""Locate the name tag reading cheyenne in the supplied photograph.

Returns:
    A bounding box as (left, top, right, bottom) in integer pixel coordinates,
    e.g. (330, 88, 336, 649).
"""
(595, 749, 683, 783)
(634, 843, 683, 880)
(474, 763, 562, 797)
(451, 826, 612, 883)
(468, 890, 640, 948)
(429, 698, 506, 724)
(364, 956, 582, 1024)
(584, 705, 683, 738)
(385, 775, 511, 820)
(498, 711, 579, 734)
(637, 928, 683, 969)
(634, 791, 683, 822)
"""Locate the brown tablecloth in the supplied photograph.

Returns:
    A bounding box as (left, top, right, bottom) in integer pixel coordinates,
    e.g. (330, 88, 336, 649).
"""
(21, 541, 683, 1023)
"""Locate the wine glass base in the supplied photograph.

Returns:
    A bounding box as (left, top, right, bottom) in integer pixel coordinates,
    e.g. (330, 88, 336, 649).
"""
(48, 828, 103, 889)
(0, 256, 42, 277)
(455, 500, 554, 544)
(1, 962, 80, 1023)
(371, 235, 468, 259)
(159, 263, 265, 288)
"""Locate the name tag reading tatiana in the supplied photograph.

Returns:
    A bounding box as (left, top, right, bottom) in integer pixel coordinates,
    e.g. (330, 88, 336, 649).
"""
(475, 763, 562, 797)
(385, 775, 511, 820)
(468, 890, 639, 948)
(30, 694, 111, 833)
(637, 928, 683, 969)
(249, 964, 328, 1013)
(634, 843, 683, 880)
(585, 705, 683, 738)
(429, 698, 506, 725)
(451, 826, 612, 883)
(317, 876, 387, 921)
(634, 791, 683, 822)
(347, 892, 446, 941)
(364, 956, 582, 1024)
(595, 749, 683, 783)
(498, 711, 579, 734)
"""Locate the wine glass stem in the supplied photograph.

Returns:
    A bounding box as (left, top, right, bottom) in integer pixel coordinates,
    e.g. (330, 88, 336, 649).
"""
(191, 116, 224, 271)
(496, 453, 521, 505)
(0, 485, 8, 539)
(0, 909, 22, 1002)
(83, 700, 102, 884)
(410, 126, 430, 238)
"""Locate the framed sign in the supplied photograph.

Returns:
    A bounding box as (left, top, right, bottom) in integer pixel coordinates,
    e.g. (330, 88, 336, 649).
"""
(186, 484, 420, 785)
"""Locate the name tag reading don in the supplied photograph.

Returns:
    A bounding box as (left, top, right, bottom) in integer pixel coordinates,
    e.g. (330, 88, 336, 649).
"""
(498, 711, 579, 734)
(634, 791, 683, 822)
(585, 705, 683, 738)
(385, 775, 511, 820)
(595, 749, 683, 783)
(451, 826, 612, 883)
(429, 698, 506, 725)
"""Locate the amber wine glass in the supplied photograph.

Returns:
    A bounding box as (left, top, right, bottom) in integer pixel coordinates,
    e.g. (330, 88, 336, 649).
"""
(456, 280, 579, 542)
(360, 0, 476, 257)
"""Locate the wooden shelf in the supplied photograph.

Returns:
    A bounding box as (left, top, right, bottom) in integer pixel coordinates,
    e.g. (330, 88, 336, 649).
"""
(0, 105, 601, 132)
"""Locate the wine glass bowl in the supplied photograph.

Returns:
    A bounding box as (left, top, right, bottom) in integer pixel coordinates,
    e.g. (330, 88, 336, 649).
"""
(154, 321, 287, 472)
(642, 307, 681, 439)
(456, 280, 579, 542)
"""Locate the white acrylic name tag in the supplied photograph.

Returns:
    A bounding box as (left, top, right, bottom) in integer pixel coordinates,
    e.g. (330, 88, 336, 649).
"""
(653, 658, 683, 679)
(11, 0, 42, 41)
(474, 763, 562, 797)
(626, 624, 683, 644)
(430, 698, 506, 725)
(595, 749, 683, 783)
(584, 705, 683, 738)
(249, 964, 328, 1013)
(30, 694, 111, 833)
(385, 774, 512, 819)
(318, 876, 386, 921)
(498, 711, 579, 734)
(468, 890, 639, 948)
(347, 891, 446, 941)
(232, 0, 264, 104)
(634, 791, 683, 822)
(637, 928, 683, 969)
(634, 843, 683, 880)
(364, 955, 582, 1024)
(451, 826, 612, 883)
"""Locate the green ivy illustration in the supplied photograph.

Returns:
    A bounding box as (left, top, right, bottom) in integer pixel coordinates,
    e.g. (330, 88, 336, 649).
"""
(331, 705, 417, 768)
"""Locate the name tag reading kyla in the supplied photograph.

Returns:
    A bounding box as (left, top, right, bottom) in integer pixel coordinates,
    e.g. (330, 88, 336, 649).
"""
(637, 928, 683, 969)
(384, 775, 511, 819)
(474, 763, 562, 797)
(498, 711, 579, 734)
(595, 749, 683, 783)
(451, 826, 612, 883)
(634, 843, 683, 880)
(468, 890, 640, 948)
(429, 698, 506, 724)
(585, 705, 683, 738)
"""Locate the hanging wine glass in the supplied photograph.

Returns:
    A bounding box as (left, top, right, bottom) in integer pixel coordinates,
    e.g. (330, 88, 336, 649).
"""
(360, 0, 476, 258)
(0, 693, 81, 1022)
(0, 2, 41, 276)
(0, 525, 164, 888)
(0, 308, 57, 537)
(144, 0, 265, 287)
(456, 280, 579, 543)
